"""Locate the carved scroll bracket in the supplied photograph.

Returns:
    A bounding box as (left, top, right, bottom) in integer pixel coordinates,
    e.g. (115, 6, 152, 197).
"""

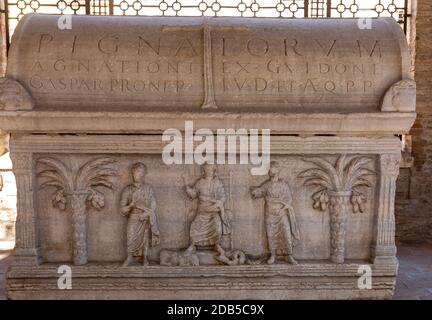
(0, 77, 34, 111)
(381, 79, 416, 112)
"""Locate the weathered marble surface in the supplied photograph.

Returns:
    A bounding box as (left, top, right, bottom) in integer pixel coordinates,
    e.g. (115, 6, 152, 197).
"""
(0, 15, 416, 135)
(7, 14, 410, 113)
(0, 14, 416, 299)
(5, 135, 401, 299)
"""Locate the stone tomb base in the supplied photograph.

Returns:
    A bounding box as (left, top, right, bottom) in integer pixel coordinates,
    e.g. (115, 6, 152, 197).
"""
(7, 263, 396, 300)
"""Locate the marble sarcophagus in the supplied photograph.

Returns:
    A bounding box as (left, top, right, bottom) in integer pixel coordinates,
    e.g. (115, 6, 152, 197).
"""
(0, 14, 416, 299)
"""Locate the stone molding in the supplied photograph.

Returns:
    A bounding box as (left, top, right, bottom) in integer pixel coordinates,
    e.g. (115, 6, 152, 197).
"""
(0, 113, 415, 135)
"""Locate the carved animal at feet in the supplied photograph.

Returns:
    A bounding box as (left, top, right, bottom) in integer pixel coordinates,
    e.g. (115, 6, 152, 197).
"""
(159, 249, 200, 267)
(215, 247, 247, 266)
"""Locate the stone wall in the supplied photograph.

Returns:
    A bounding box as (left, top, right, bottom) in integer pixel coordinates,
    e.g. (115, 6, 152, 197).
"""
(395, 0, 432, 244)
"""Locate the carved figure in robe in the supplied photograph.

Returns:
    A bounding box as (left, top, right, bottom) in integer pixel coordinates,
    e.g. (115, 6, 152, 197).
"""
(121, 163, 160, 266)
(184, 164, 230, 253)
(250, 161, 300, 265)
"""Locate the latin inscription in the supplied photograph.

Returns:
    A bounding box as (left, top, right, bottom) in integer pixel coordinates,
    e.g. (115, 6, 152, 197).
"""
(23, 30, 396, 107)
(217, 37, 384, 96)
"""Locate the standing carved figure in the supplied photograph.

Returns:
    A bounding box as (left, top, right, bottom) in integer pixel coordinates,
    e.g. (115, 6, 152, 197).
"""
(250, 161, 300, 265)
(121, 163, 160, 266)
(184, 164, 230, 253)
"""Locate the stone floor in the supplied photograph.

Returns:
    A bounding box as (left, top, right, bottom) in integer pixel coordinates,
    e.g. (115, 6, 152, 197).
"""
(393, 244, 432, 300)
(0, 243, 431, 300)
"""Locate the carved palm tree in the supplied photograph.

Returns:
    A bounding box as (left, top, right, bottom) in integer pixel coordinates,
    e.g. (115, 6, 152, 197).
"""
(298, 155, 374, 264)
(38, 157, 117, 265)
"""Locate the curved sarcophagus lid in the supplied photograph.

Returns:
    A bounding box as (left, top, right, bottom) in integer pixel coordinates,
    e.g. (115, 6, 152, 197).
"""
(6, 14, 413, 113)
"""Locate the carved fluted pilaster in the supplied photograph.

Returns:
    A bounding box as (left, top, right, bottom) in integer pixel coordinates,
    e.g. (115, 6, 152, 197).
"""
(372, 153, 400, 266)
(10, 151, 41, 266)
